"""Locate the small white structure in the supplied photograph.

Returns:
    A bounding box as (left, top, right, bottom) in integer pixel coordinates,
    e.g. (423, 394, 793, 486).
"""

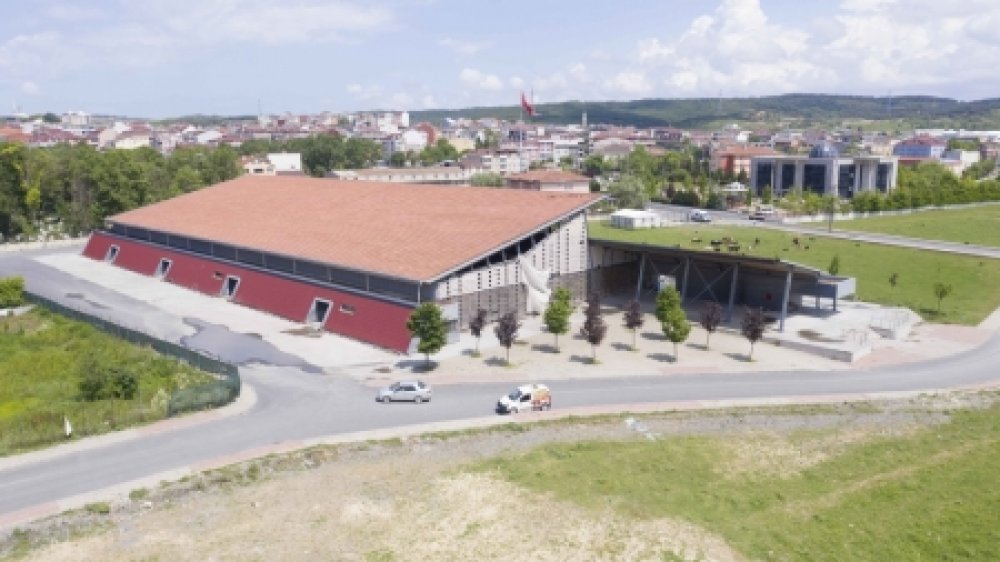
(610, 209, 662, 229)
(267, 152, 304, 174)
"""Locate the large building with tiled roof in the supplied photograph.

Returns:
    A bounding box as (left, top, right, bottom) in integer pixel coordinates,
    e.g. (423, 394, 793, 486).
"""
(505, 170, 591, 193)
(83, 175, 601, 351)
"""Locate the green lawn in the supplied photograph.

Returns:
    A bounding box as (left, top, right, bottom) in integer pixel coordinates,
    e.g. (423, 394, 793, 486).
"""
(833, 205, 1000, 248)
(483, 403, 1000, 560)
(589, 221, 1000, 325)
(0, 308, 215, 455)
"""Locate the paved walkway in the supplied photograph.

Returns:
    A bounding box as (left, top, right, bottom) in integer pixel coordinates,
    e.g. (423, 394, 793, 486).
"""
(33, 249, 999, 391)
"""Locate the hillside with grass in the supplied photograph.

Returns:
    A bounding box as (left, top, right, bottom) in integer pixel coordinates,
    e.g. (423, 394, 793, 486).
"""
(411, 94, 1000, 129)
(834, 205, 1000, 248)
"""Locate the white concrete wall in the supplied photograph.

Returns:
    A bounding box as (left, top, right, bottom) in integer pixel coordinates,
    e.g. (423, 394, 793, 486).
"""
(434, 212, 589, 299)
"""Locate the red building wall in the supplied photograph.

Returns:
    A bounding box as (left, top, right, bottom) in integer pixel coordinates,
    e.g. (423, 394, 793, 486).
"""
(83, 232, 414, 352)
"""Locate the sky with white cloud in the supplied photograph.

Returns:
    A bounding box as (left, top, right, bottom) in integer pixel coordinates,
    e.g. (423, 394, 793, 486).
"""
(1, 0, 998, 117)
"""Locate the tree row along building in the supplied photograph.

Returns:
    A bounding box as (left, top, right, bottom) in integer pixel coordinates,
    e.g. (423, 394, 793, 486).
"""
(82, 176, 599, 352)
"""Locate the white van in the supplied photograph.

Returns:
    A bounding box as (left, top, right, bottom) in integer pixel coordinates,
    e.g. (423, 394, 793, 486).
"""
(496, 384, 551, 414)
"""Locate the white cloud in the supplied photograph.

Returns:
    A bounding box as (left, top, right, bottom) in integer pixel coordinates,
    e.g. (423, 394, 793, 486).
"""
(606, 71, 652, 95)
(627, 0, 1000, 98)
(20, 81, 40, 96)
(509, 76, 525, 89)
(839, 0, 897, 12)
(45, 4, 106, 21)
(637, 38, 674, 62)
(438, 37, 490, 56)
(345, 83, 384, 102)
(459, 68, 503, 90)
(0, 0, 395, 81)
(568, 63, 590, 83)
(421, 95, 437, 109)
(137, 0, 393, 45)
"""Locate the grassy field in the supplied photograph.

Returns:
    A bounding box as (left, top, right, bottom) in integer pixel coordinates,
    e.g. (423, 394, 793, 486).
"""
(833, 205, 1000, 248)
(0, 307, 214, 455)
(484, 402, 1000, 560)
(589, 221, 1000, 325)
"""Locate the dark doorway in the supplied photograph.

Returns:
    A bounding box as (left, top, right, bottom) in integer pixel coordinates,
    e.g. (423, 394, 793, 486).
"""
(220, 275, 240, 299)
(307, 298, 332, 327)
(155, 258, 172, 279)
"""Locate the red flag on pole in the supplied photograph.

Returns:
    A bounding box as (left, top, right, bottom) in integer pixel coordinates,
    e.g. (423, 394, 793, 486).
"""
(520, 91, 535, 117)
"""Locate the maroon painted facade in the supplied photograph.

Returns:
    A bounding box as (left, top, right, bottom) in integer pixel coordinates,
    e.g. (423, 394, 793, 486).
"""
(83, 232, 414, 352)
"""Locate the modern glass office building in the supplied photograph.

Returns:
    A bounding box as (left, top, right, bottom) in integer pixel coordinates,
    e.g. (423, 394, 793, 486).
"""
(750, 143, 898, 198)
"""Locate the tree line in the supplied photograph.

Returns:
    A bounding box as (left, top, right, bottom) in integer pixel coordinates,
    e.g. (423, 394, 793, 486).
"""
(406, 287, 770, 368)
(411, 94, 1000, 129)
(0, 134, 386, 241)
(237, 134, 382, 176)
(0, 142, 241, 240)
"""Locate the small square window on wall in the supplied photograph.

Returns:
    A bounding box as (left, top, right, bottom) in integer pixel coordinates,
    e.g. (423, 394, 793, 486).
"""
(340, 303, 356, 315)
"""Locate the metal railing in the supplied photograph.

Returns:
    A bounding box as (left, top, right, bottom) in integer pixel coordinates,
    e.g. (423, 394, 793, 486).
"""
(23, 291, 240, 417)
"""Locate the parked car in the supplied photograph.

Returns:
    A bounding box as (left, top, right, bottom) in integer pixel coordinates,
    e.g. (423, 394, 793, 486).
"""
(748, 211, 767, 221)
(689, 209, 712, 222)
(376, 380, 432, 403)
(496, 383, 551, 414)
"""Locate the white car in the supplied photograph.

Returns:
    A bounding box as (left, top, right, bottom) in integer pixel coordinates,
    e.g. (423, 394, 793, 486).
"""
(496, 384, 551, 414)
(376, 380, 432, 403)
(689, 209, 712, 222)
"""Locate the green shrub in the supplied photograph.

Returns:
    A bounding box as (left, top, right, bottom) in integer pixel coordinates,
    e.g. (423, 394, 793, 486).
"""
(78, 371, 107, 401)
(78, 359, 138, 401)
(84, 502, 111, 515)
(0, 277, 25, 308)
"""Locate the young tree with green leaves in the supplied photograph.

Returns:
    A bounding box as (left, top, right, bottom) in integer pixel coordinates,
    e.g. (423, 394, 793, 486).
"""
(551, 286, 573, 307)
(933, 282, 953, 313)
(543, 292, 572, 352)
(608, 174, 650, 210)
(579, 293, 607, 363)
(623, 299, 644, 350)
(406, 302, 447, 367)
(470, 172, 505, 187)
(699, 301, 723, 350)
(655, 287, 690, 359)
(828, 254, 841, 276)
(388, 151, 407, 168)
(741, 307, 766, 360)
(468, 308, 487, 357)
(494, 312, 520, 365)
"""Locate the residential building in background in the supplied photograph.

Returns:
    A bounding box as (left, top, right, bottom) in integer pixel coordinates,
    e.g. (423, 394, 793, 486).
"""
(505, 170, 591, 193)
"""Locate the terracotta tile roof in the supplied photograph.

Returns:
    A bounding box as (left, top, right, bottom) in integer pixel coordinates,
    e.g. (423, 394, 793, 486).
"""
(714, 145, 777, 157)
(108, 175, 601, 281)
(507, 170, 589, 183)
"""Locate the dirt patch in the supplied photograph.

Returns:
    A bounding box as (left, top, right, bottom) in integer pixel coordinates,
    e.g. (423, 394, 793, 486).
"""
(717, 423, 922, 479)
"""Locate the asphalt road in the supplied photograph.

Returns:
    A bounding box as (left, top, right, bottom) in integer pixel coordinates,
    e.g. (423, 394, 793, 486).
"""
(1, 246, 999, 520)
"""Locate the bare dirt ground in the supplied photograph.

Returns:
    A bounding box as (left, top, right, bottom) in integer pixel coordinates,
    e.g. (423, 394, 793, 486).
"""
(2, 392, 995, 561)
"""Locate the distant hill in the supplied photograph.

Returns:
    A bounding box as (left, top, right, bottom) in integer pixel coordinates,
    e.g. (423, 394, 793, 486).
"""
(410, 94, 1000, 130)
